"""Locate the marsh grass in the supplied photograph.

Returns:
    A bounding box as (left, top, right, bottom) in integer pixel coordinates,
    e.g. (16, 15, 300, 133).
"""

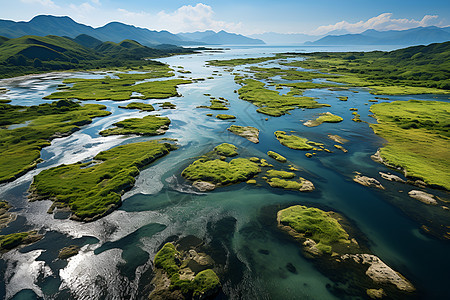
(30, 140, 177, 221)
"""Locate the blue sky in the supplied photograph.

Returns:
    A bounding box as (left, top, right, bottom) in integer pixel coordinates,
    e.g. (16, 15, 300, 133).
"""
(1, 0, 449, 35)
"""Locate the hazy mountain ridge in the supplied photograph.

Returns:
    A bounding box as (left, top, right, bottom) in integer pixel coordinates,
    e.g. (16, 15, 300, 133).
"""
(0, 15, 264, 46)
(306, 26, 450, 45)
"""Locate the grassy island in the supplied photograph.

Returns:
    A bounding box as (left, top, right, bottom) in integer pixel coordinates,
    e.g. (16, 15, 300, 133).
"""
(207, 55, 285, 66)
(274, 131, 315, 150)
(99, 115, 170, 136)
(236, 79, 329, 117)
(214, 143, 238, 157)
(216, 114, 236, 120)
(154, 243, 220, 298)
(370, 100, 450, 190)
(0, 231, 43, 252)
(303, 112, 343, 127)
(290, 41, 450, 95)
(267, 151, 287, 162)
(278, 205, 350, 253)
(182, 158, 260, 186)
(29, 140, 177, 221)
(0, 100, 111, 184)
(118, 102, 155, 111)
(197, 99, 229, 110)
(44, 76, 191, 101)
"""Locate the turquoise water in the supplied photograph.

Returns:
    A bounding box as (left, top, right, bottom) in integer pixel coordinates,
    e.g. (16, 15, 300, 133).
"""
(0, 45, 449, 299)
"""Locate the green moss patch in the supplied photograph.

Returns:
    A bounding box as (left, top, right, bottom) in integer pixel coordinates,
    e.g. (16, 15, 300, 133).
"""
(118, 102, 155, 111)
(182, 158, 260, 186)
(197, 99, 229, 110)
(0, 100, 110, 184)
(278, 205, 350, 253)
(0, 231, 42, 251)
(44, 75, 191, 101)
(267, 177, 303, 190)
(274, 131, 315, 150)
(216, 114, 236, 120)
(370, 100, 450, 190)
(303, 112, 343, 127)
(236, 79, 329, 117)
(159, 102, 176, 109)
(154, 243, 220, 297)
(99, 115, 170, 136)
(267, 151, 287, 162)
(29, 140, 177, 221)
(214, 143, 238, 157)
(266, 170, 295, 179)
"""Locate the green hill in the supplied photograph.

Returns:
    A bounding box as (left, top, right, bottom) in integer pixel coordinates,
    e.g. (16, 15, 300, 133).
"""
(293, 41, 450, 93)
(0, 35, 194, 78)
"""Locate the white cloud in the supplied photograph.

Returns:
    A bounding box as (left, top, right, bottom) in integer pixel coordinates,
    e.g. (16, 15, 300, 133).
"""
(20, 0, 57, 8)
(155, 3, 242, 33)
(313, 13, 442, 35)
(69, 2, 95, 14)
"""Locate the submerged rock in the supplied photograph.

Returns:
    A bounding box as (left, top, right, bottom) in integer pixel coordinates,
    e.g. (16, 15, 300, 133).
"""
(353, 174, 384, 189)
(193, 181, 216, 192)
(367, 288, 386, 299)
(408, 190, 438, 205)
(341, 254, 415, 292)
(379, 172, 405, 183)
(227, 125, 260, 143)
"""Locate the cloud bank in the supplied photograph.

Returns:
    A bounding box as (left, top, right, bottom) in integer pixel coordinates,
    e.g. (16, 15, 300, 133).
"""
(313, 13, 443, 35)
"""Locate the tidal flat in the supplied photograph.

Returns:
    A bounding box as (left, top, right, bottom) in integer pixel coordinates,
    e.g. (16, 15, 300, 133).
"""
(0, 45, 449, 300)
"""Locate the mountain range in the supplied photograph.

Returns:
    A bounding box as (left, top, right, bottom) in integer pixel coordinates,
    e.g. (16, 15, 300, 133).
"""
(0, 15, 264, 46)
(306, 26, 450, 46)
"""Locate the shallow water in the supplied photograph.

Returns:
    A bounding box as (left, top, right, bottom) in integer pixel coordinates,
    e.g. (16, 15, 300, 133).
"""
(0, 45, 449, 299)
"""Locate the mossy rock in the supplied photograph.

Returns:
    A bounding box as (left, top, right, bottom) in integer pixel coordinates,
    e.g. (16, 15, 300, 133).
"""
(278, 205, 350, 254)
(216, 114, 236, 120)
(213, 143, 238, 157)
(275, 131, 314, 150)
(267, 151, 287, 162)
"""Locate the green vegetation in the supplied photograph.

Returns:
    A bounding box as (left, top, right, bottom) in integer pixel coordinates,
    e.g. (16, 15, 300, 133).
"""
(304, 112, 343, 127)
(159, 102, 176, 109)
(352, 112, 362, 122)
(0, 200, 14, 229)
(370, 100, 450, 189)
(207, 55, 285, 66)
(0, 100, 110, 184)
(267, 177, 303, 190)
(290, 41, 450, 94)
(154, 243, 220, 297)
(216, 114, 236, 120)
(266, 170, 295, 179)
(197, 99, 229, 110)
(267, 151, 287, 162)
(182, 158, 260, 185)
(30, 140, 177, 221)
(118, 102, 155, 111)
(44, 75, 191, 101)
(249, 66, 337, 82)
(58, 245, 79, 259)
(99, 115, 170, 136)
(236, 79, 329, 117)
(0, 231, 42, 251)
(274, 131, 315, 150)
(214, 143, 238, 157)
(278, 205, 350, 253)
(0, 35, 195, 78)
(338, 96, 348, 101)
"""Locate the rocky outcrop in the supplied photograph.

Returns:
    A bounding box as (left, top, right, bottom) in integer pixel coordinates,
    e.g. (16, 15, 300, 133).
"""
(299, 179, 315, 192)
(328, 134, 349, 144)
(367, 288, 385, 299)
(379, 172, 405, 183)
(0, 201, 16, 229)
(227, 125, 260, 143)
(334, 145, 348, 153)
(341, 254, 415, 292)
(353, 174, 384, 189)
(192, 181, 216, 192)
(408, 190, 438, 205)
